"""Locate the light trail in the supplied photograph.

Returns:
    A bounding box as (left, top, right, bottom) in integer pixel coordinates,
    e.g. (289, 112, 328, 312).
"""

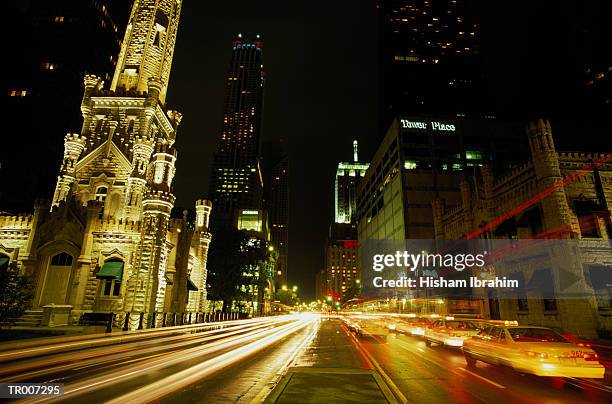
(465, 153, 611, 240)
(0, 316, 293, 363)
(16, 316, 304, 403)
(106, 315, 319, 404)
(1, 318, 287, 382)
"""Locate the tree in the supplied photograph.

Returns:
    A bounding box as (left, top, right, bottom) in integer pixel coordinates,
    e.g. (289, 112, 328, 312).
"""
(207, 226, 249, 312)
(207, 227, 274, 313)
(0, 264, 34, 326)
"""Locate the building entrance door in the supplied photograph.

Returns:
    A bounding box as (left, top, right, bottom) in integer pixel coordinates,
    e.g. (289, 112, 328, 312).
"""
(40, 253, 73, 306)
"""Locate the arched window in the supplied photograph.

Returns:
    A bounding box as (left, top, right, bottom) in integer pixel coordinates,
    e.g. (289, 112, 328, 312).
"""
(95, 186, 108, 203)
(0, 254, 9, 271)
(51, 252, 73, 267)
(96, 258, 124, 297)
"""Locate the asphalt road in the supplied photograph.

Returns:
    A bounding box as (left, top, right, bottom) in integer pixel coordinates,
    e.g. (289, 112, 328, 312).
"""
(0, 315, 610, 403)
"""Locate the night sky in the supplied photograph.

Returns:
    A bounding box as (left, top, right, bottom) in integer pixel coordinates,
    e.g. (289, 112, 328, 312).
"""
(160, 0, 607, 299)
(167, 1, 379, 299)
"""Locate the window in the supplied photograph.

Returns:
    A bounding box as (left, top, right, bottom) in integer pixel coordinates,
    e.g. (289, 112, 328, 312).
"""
(98, 259, 124, 297)
(574, 200, 602, 238)
(0, 254, 9, 271)
(404, 160, 417, 170)
(543, 298, 557, 312)
(51, 252, 73, 266)
(9, 90, 29, 97)
(95, 186, 108, 203)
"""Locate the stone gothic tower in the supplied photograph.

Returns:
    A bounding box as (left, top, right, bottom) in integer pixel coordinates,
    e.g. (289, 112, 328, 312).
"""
(49, 0, 184, 326)
(527, 119, 577, 236)
(111, 0, 182, 105)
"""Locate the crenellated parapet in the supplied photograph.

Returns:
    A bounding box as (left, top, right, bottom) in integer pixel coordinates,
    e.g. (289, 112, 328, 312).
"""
(195, 199, 212, 230)
(142, 190, 176, 216)
(60, 133, 87, 175)
(131, 136, 155, 178)
(0, 214, 34, 230)
(167, 110, 183, 128)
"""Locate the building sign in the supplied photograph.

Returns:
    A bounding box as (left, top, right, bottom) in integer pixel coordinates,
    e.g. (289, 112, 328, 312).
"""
(400, 119, 456, 132)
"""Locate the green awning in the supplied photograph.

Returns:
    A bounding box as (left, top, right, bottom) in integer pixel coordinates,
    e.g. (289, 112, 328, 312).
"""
(186, 278, 198, 291)
(96, 261, 124, 280)
(0, 257, 9, 270)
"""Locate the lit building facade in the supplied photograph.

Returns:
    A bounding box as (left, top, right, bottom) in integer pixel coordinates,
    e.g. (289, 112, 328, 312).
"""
(432, 119, 612, 338)
(324, 225, 360, 302)
(209, 35, 266, 227)
(335, 141, 369, 224)
(234, 209, 275, 316)
(356, 115, 528, 241)
(378, 0, 484, 134)
(0, 0, 213, 328)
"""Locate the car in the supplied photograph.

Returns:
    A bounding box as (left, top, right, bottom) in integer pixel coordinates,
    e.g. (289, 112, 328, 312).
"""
(388, 316, 433, 336)
(342, 317, 360, 333)
(462, 325, 605, 379)
(424, 319, 480, 348)
(354, 319, 388, 341)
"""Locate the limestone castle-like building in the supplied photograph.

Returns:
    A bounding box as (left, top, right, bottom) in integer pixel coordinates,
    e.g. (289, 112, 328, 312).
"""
(432, 119, 611, 338)
(0, 0, 212, 328)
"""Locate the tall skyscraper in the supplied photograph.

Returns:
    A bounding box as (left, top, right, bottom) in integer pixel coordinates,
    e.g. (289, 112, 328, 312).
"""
(3, 0, 132, 212)
(268, 157, 289, 287)
(378, 0, 484, 134)
(208, 35, 266, 228)
(262, 140, 289, 288)
(335, 140, 369, 224)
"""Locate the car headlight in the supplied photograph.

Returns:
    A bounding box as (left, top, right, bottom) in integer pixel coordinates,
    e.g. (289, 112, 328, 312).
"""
(525, 351, 548, 359)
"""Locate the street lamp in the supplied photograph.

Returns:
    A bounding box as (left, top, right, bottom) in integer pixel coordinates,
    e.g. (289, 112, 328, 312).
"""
(282, 285, 288, 291)
(292, 285, 298, 292)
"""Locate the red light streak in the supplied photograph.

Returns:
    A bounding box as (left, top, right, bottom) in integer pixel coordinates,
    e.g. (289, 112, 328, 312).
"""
(465, 153, 611, 240)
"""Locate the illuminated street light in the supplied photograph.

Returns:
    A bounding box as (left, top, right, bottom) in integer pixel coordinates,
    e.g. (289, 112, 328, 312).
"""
(268, 245, 274, 252)
(292, 285, 298, 292)
(282, 285, 288, 291)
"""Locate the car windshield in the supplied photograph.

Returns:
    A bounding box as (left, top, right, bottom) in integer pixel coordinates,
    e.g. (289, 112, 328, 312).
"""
(509, 328, 569, 343)
(446, 321, 476, 330)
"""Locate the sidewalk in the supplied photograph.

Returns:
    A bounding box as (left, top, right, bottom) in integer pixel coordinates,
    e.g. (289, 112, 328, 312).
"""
(264, 317, 397, 403)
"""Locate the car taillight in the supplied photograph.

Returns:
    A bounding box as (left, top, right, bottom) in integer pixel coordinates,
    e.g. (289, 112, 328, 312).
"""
(583, 352, 598, 361)
(577, 342, 592, 348)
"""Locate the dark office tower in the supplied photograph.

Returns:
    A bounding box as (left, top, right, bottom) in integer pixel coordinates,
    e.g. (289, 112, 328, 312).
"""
(268, 157, 289, 287)
(378, 0, 484, 135)
(262, 140, 289, 287)
(3, 1, 131, 212)
(209, 35, 266, 227)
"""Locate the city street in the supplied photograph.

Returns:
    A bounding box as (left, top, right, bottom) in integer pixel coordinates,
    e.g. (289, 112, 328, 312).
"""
(0, 315, 610, 403)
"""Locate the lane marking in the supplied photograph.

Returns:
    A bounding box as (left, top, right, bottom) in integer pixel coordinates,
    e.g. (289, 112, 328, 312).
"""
(347, 330, 408, 403)
(392, 338, 465, 378)
(458, 367, 506, 389)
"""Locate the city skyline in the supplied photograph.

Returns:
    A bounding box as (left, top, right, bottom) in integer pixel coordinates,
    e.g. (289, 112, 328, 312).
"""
(4, 0, 610, 300)
(0, 1, 610, 402)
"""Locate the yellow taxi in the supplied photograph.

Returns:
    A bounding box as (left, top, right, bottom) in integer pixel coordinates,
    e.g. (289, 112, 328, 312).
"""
(387, 316, 434, 336)
(462, 325, 605, 378)
(424, 318, 480, 348)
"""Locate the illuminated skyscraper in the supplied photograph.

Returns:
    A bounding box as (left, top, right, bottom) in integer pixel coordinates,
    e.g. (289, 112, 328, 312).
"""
(209, 35, 266, 228)
(335, 140, 369, 225)
(378, 0, 484, 134)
